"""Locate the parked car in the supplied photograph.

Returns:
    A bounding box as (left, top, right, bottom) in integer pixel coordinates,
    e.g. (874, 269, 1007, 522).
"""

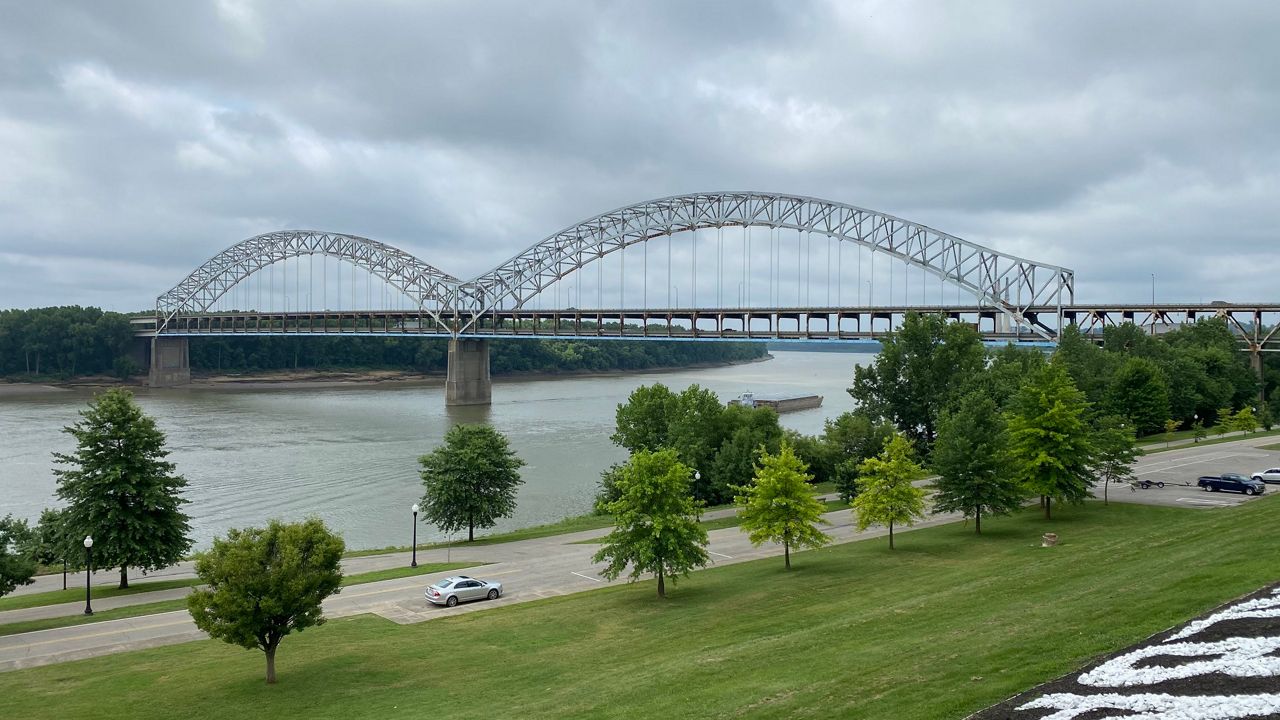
(1197, 473, 1265, 495)
(425, 575, 503, 607)
(1252, 468, 1280, 484)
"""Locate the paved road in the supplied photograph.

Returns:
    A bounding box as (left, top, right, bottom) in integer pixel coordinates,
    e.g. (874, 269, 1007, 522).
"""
(4, 434, 1278, 673)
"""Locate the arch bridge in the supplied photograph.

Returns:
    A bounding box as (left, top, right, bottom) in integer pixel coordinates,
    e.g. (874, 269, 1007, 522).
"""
(138, 191, 1275, 404)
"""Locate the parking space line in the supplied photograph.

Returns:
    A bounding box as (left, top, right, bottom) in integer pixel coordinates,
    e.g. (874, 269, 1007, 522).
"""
(570, 571, 603, 583)
(708, 551, 733, 559)
(1136, 456, 1232, 476)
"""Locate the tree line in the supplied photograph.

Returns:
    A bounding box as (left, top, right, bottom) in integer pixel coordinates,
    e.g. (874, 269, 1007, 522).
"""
(0, 305, 767, 379)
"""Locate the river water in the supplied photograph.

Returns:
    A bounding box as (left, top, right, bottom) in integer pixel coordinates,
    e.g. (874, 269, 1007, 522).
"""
(0, 350, 872, 550)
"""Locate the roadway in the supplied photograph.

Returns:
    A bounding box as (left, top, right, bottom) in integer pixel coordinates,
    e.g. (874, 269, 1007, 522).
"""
(3, 434, 1278, 673)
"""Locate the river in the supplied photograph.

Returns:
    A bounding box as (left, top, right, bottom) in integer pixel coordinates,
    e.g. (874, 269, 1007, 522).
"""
(0, 350, 873, 550)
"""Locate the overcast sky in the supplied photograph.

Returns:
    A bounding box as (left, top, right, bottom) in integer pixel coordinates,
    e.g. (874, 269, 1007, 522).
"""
(1, 1, 1277, 311)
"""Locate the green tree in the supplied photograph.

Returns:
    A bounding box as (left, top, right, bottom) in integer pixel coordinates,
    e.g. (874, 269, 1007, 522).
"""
(1216, 407, 1234, 436)
(735, 443, 831, 569)
(667, 384, 730, 500)
(30, 507, 81, 571)
(1192, 419, 1207, 443)
(1230, 406, 1259, 434)
(1092, 415, 1140, 505)
(821, 411, 895, 500)
(852, 435, 927, 549)
(849, 312, 986, 452)
(187, 518, 345, 684)
(1052, 325, 1114, 408)
(707, 406, 783, 504)
(593, 449, 708, 598)
(1007, 364, 1096, 520)
(0, 515, 37, 598)
(1106, 357, 1171, 435)
(931, 392, 1023, 534)
(1163, 418, 1181, 447)
(53, 389, 192, 588)
(611, 383, 678, 452)
(419, 424, 525, 542)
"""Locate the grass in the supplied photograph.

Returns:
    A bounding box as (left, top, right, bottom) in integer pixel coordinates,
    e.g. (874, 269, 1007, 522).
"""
(0, 578, 200, 612)
(1140, 427, 1280, 454)
(573, 499, 850, 542)
(349, 485, 841, 555)
(5, 498, 1279, 719)
(1260, 442, 1280, 452)
(0, 563, 475, 638)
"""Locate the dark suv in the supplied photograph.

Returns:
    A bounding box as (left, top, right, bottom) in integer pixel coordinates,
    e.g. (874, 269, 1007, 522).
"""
(1197, 473, 1265, 495)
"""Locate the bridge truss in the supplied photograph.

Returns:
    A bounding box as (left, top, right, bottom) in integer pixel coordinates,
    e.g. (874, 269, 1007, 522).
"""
(155, 192, 1077, 341)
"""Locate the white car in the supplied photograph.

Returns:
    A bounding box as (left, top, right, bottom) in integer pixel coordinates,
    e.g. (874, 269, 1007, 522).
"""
(1252, 468, 1280, 484)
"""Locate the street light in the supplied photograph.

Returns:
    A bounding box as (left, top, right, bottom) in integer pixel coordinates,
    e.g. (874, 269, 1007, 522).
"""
(410, 504, 419, 568)
(83, 536, 93, 616)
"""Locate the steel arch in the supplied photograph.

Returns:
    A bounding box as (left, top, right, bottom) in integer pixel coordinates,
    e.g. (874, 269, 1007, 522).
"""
(156, 231, 458, 331)
(457, 191, 1075, 338)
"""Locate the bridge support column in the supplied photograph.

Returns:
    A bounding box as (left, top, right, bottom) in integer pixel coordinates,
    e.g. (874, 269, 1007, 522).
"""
(1251, 346, 1266, 406)
(148, 336, 191, 388)
(446, 339, 491, 406)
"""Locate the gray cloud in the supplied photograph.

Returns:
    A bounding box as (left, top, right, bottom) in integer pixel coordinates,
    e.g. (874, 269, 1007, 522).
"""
(0, 0, 1277, 310)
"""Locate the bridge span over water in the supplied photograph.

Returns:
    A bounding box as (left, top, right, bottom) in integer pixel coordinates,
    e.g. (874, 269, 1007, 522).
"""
(134, 192, 1278, 405)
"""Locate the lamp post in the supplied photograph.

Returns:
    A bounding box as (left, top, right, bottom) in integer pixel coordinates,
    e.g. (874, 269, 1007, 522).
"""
(83, 536, 93, 616)
(410, 503, 419, 568)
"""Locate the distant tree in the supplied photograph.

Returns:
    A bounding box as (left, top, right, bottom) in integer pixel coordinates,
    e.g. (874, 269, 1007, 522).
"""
(852, 435, 927, 549)
(981, 343, 1050, 410)
(667, 385, 731, 500)
(31, 507, 80, 571)
(1106, 357, 1171, 435)
(1052, 325, 1114, 408)
(1260, 404, 1274, 432)
(735, 443, 831, 569)
(53, 389, 192, 588)
(1007, 364, 1096, 520)
(821, 410, 895, 497)
(611, 383, 678, 452)
(1216, 407, 1234, 436)
(593, 462, 626, 512)
(931, 392, 1023, 534)
(1231, 407, 1259, 435)
(419, 424, 525, 542)
(849, 312, 986, 452)
(1192, 419, 1207, 444)
(0, 515, 37, 598)
(593, 449, 708, 598)
(1163, 418, 1182, 447)
(706, 405, 783, 504)
(188, 518, 345, 684)
(1092, 415, 1140, 505)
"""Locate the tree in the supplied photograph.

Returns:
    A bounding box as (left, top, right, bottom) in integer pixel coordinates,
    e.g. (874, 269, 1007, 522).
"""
(707, 406, 783, 504)
(666, 385, 731, 500)
(0, 515, 37, 598)
(419, 424, 525, 542)
(1230, 406, 1259, 435)
(611, 383, 678, 452)
(1092, 415, 1140, 505)
(1163, 418, 1181, 447)
(187, 518, 344, 684)
(821, 410, 895, 499)
(849, 312, 986, 452)
(1007, 364, 1096, 520)
(852, 435, 927, 549)
(735, 443, 831, 569)
(1106, 357, 1171, 435)
(1216, 407, 1234, 436)
(593, 449, 708, 597)
(1192, 419, 1207, 443)
(931, 392, 1023, 533)
(53, 389, 192, 588)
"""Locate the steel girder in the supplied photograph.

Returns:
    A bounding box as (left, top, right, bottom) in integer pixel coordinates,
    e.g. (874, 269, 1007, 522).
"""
(155, 231, 458, 332)
(457, 192, 1075, 339)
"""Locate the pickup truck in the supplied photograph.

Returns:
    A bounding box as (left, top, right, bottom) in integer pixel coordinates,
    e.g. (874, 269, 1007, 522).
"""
(1197, 473, 1265, 495)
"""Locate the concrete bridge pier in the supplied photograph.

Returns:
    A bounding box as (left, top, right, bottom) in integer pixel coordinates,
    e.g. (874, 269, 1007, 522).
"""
(148, 336, 191, 388)
(1251, 346, 1266, 405)
(445, 338, 491, 406)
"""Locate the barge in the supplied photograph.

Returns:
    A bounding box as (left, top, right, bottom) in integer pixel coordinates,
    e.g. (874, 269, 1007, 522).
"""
(729, 391, 823, 413)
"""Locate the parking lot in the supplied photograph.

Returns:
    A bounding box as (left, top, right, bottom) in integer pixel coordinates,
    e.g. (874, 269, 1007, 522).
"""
(1098, 441, 1280, 509)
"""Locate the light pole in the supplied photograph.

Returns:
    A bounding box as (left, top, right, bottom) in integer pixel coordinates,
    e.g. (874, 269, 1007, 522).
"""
(83, 536, 93, 616)
(410, 504, 419, 568)
(1151, 274, 1156, 306)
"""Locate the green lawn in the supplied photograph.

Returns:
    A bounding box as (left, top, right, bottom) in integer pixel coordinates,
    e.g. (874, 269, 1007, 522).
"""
(1140, 427, 1280, 454)
(0, 563, 475, 637)
(1258, 442, 1280, 452)
(4, 498, 1278, 719)
(0, 578, 200, 612)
